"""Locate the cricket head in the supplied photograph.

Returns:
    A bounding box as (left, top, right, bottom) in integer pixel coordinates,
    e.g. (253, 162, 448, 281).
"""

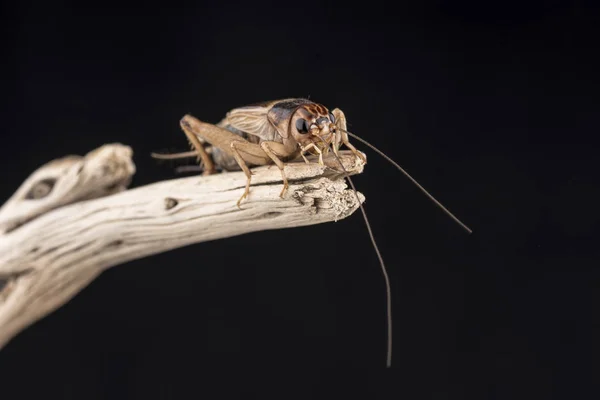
(289, 103, 339, 151)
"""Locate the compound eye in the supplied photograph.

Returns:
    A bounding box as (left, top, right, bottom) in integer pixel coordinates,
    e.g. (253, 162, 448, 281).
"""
(295, 118, 309, 134)
(329, 112, 336, 124)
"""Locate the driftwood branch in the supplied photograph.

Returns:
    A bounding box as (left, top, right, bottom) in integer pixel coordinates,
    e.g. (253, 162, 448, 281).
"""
(0, 143, 365, 349)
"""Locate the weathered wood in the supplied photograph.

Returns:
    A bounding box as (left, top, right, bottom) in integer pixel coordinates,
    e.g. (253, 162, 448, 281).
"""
(0, 144, 365, 349)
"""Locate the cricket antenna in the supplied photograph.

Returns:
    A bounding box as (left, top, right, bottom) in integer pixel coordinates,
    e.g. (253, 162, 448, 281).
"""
(317, 135, 393, 368)
(340, 129, 472, 234)
(346, 172, 393, 368)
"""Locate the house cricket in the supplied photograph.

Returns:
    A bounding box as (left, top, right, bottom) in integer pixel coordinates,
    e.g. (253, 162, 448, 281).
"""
(152, 98, 472, 368)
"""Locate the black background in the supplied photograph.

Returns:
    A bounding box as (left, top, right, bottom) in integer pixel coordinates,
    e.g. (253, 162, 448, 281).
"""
(1, 1, 598, 399)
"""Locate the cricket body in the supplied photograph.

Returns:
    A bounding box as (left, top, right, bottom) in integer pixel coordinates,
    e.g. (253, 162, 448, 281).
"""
(177, 98, 366, 207)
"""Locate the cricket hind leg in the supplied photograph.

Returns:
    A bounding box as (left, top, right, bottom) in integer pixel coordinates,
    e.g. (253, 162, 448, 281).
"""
(180, 115, 296, 207)
(180, 119, 217, 176)
(180, 115, 271, 166)
(179, 115, 262, 176)
(180, 115, 276, 207)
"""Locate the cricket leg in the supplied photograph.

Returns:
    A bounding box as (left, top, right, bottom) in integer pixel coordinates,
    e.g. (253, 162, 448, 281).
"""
(259, 141, 294, 198)
(341, 133, 367, 164)
(298, 143, 324, 165)
(229, 140, 296, 203)
(331, 108, 367, 164)
(180, 114, 273, 176)
(229, 141, 256, 208)
(180, 115, 296, 206)
(180, 119, 217, 176)
(180, 115, 271, 165)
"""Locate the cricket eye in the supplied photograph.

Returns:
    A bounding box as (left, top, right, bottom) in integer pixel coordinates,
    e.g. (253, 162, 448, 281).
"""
(295, 118, 309, 134)
(329, 112, 336, 124)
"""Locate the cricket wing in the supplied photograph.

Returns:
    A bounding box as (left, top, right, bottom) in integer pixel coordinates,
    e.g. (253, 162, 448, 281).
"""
(225, 102, 281, 142)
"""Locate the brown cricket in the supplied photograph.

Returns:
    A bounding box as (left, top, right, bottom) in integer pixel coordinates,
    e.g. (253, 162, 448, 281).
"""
(152, 98, 472, 368)
(162, 99, 365, 207)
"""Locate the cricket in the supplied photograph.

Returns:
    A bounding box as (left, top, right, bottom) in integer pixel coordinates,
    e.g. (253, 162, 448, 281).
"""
(152, 98, 472, 368)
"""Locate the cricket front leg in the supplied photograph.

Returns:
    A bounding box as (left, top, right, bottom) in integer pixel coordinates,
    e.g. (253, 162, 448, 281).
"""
(331, 108, 367, 164)
(298, 143, 324, 166)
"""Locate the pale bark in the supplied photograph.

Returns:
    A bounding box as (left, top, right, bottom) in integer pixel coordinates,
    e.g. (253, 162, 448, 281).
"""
(0, 144, 365, 349)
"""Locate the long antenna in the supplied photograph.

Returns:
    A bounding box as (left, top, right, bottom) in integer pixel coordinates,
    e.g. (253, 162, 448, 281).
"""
(317, 135, 393, 368)
(340, 129, 472, 234)
(345, 173, 393, 368)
